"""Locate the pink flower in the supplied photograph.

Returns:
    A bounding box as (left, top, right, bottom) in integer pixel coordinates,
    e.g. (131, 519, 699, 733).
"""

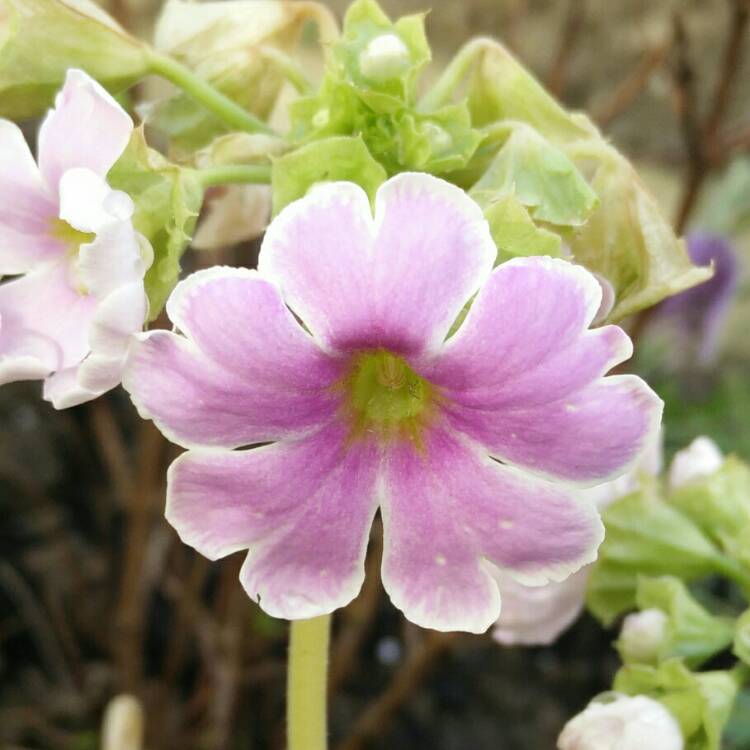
(0, 69, 150, 408)
(123, 173, 662, 632)
(493, 432, 663, 645)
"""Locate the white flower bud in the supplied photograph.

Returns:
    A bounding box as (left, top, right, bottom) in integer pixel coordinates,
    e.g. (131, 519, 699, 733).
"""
(669, 436, 723, 489)
(618, 608, 668, 663)
(101, 694, 144, 750)
(558, 694, 683, 750)
(359, 33, 411, 82)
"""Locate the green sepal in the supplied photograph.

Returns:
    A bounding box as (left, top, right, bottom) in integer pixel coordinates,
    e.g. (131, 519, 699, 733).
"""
(472, 192, 561, 264)
(614, 659, 739, 750)
(0, 0, 149, 119)
(471, 125, 598, 227)
(587, 482, 725, 625)
(271, 135, 387, 215)
(108, 127, 203, 319)
(626, 576, 735, 668)
(669, 456, 750, 567)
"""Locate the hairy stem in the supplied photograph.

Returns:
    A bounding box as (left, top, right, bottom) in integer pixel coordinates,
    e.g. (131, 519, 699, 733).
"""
(193, 164, 273, 189)
(288, 615, 332, 750)
(147, 51, 276, 136)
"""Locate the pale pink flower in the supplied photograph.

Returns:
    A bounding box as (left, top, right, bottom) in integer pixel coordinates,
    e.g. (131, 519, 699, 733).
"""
(558, 694, 683, 750)
(123, 173, 661, 631)
(0, 69, 150, 407)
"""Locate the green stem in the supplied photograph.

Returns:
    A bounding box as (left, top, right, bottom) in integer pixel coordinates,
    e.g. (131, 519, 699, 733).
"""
(419, 37, 495, 112)
(260, 46, 315, 95)
(193, 164, 273, 189)
(146, 51, 276, 136)
(287, 615, 331, 750)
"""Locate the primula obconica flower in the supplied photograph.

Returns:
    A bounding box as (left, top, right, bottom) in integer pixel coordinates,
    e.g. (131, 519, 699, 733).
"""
(124, 173, 661, 632)
(0, 69, 150, 407)
(558, 694, 683, 750)
(493, 433, 662, 645)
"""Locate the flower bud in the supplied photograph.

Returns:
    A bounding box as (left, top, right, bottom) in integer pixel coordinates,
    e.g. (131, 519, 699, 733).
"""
(359, 33, 411, 82)
(101, 694, 144, 750)
(558, 694, 683, 750)
(668, 436, 723, 489)
(617, 608, 668, 664)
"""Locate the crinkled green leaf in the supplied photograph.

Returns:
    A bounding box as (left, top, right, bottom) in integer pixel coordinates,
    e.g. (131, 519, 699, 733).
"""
(669, 456, 750, 566)
(108, 128, 203, 319)
(614, 659, 739, 750)
(150, 0, 336, 155)
(566, 150, 713, 321)
(465, 38, 710, 318)
(471, 125, 597, 227)
(467, 39, 596, 144)
(271, 136, 386, 215)
(472, 192, 561, 264)
(0, 0, 148, 118)
(588, 483, 725, 624)
(628, 576, 735, 668)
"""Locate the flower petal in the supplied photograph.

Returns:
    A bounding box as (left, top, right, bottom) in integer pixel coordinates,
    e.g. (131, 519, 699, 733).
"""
(259, 173, 495, 355)
(123, 329, 341, 449)
(59, 168, 134, 235)
(37, 69, 133, 190)
(0, 120, 60, 273)
(380, 426, 603, 633)
(0, 263, 95, 384)
(424, 257, 663, 484)
(167, 422, 380, 619)
(43, 366, 99, 409)
(492, 569, 589, 646)
(165, 267, 341, 388)
(445, 374, 663, 485)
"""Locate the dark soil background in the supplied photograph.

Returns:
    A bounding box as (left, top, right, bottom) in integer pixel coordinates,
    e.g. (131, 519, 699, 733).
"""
(2, 1, 750, 748)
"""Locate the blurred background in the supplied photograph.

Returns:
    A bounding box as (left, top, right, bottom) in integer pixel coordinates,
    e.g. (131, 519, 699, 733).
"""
(2, 0, 750, 748)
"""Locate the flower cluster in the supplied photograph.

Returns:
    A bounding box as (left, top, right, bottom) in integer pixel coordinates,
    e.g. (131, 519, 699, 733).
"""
(0, 69, 150, 407)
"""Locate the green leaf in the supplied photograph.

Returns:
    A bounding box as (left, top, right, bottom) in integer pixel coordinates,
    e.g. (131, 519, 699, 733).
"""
(465, 38, 711, 320)
(471, 125, 598, 227)
(630, 576, 735, 668)
(472, 192, 561, 264)
(0, 0, 149, 118)
(566, 151, 713, 321)
(108, 128, 203, 318)
(150, 0, 336, 155)
(733, 609, 750, 667)
(669, 456, 750, 565)
(271, 135, 387, 215)
(467, 39, 596, 144)
(614, 659, 739, 750)
(587, 484, 725, 624)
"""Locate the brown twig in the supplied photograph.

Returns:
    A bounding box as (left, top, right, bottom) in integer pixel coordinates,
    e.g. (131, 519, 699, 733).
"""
(335, 630, 457, 750)
(594, 43, 670, 127)
(545, 0, 587, 98)
(112, 420, 166, 691)
(673, 0, 750, 233)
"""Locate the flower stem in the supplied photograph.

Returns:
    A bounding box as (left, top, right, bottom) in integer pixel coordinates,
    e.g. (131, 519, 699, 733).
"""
(146, 51, 277, 136)
(287, 615, 331, 750)
(193, 164, 273, 189)
(418, 37, 495, 112)
(260, 46, 315, 94)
